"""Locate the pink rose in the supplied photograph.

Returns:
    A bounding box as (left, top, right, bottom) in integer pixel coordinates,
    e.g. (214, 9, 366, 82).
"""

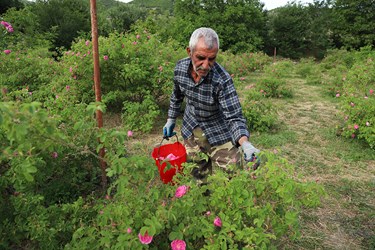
(4, 50, 11, 55)
(127, 130, 133, 137)
(366, 122, 370, 126)
(354, 124, 359, 130)
(103, 55, 109, 61)
(6, 26, 13, 32)
(336, 93, 340, 97)
(350, 102, 355, 107)
(1, 21, 13, 33)
(175, 185, 188, 198)
(214, 216, 222, 227)
(138, 231, 153, 245)
(171, 239, 186, 250)
(66, 85, 70, 91)
(85, 40, 90, 46)
(136, 34, 140, 39)
(370, 89, 374, 95)
(51, 152, 58, 158)
(127, 228, 132, 234)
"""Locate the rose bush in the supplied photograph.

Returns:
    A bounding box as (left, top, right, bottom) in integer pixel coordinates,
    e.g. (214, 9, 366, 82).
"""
(297, 47, 375, 148)
(64, 152, 324, 249)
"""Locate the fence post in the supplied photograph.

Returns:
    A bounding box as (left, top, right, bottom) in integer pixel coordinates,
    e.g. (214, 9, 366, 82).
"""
(90, 0, 107, 189)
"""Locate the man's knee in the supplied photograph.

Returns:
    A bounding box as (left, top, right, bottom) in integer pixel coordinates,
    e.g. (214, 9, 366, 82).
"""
(210, 142, 241, 170)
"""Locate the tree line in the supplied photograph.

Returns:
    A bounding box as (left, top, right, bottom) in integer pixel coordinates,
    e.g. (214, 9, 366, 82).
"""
(1, 0, 374, 59)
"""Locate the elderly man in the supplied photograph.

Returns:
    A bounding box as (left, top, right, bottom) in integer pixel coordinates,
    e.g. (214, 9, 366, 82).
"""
(163, 27, 260, 181)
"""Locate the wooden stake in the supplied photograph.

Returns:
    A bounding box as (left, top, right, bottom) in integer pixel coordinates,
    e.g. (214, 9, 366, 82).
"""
(90, 0, 107, 189)
(274, 47, 277, 62)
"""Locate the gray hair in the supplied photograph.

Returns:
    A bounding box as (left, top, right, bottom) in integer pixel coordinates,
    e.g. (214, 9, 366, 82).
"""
(189, 27, 220, 52)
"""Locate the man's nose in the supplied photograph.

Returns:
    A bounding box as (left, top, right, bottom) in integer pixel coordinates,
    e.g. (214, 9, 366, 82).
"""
(202, 59, 210, 69)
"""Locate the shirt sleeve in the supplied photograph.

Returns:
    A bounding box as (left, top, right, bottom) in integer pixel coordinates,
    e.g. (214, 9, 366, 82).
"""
(168, 71, 185, 119)
(218, 79, 250, 146)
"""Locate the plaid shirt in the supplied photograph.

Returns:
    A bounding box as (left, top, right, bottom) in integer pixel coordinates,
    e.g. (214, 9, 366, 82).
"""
(168, 57, 249, 146)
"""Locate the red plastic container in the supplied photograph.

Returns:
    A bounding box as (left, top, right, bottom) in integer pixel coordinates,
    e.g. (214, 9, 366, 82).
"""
(152, 139, 186, 184)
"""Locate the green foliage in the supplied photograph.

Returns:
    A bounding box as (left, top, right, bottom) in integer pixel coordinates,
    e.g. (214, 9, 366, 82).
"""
(122, 93, 160, 133)
(320, 48, 358, 71)
(64, 30, 184, 111)
(267, 1, 333, 59)
(0, 101, 64, 189)
(0, 47, 56, 98)
(1, 7, 54, 51)
(256, 76, 293, 99)
(295, 57, 318, 78)
(242, 89, 278, 132)
(0, 0, 24, 15)
(1, 195, 96, 249)
(262, 60, 294, 79)
(337, 56, 375, 148)
(255, 61, 294, 99)
(130, 0, 174, 13)
(317, 47, 375, 148)
(332, 0, 375, 50)
(0, 100, 133, 248)
(67, 152, 324, 249)
(267, 3, 309, 59)
(31, 0, 91, 50)
(218, 51, 272, 76)
(97, 3, 148, 36)
(173, 0, 267, 53)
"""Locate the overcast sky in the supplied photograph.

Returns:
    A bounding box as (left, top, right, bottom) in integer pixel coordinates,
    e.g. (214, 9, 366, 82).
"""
(118, 0, 315, 10)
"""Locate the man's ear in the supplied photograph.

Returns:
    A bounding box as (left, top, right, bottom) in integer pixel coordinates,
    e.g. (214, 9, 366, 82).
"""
(186, 47, 191, 57)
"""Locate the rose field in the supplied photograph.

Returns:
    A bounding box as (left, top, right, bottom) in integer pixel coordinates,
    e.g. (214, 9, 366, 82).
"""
(1, 19, 375, 249)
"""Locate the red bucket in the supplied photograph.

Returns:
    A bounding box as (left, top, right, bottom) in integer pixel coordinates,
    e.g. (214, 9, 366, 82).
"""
(152, 137, 186, 184)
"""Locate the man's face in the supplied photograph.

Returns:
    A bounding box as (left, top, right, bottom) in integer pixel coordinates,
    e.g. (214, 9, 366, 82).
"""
(187, 38, 218, 77)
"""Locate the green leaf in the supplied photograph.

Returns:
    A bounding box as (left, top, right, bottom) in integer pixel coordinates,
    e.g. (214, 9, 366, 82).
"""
(26, 165, 37, 173)
(23, 172, 34, 182)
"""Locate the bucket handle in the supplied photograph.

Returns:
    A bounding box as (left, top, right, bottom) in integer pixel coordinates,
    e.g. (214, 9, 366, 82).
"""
(157, 134, 181, 158)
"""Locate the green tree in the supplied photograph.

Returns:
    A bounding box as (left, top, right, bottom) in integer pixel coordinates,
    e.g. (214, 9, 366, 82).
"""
(98, 3, 148, 36)
(174, 0, 267, 53)
(129, 0, 174, 14)
(267, 2, 309, 59)
(303, 0, 334, 59)
(30, 0, 91, 50)
(0, 0, 24, 15)
(1, 6, 53, 51)
(332, 0, 375, 49)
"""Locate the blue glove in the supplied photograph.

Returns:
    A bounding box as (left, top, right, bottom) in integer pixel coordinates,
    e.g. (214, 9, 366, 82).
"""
(241, 141, 260, 164)
(163, 118, 176, 138)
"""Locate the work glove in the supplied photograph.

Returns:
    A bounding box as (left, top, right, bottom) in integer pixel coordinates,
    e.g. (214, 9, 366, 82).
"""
(241, 141, 261, 169)
(163, 118, 176, 138)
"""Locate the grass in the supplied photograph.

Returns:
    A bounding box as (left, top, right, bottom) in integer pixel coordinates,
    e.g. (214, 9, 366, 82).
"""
(250, 66, 375, 249)
(120, 62, 374, 249)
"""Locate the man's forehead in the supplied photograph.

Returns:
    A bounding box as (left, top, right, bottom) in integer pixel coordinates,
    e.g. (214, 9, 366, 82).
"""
(193, 43, 218, 55)
(196, 37, 218, 49)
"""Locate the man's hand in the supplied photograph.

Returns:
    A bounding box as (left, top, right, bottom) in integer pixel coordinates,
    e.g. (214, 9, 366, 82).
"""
(163, 118, 176, 138)
(241, 141, 260, 162)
